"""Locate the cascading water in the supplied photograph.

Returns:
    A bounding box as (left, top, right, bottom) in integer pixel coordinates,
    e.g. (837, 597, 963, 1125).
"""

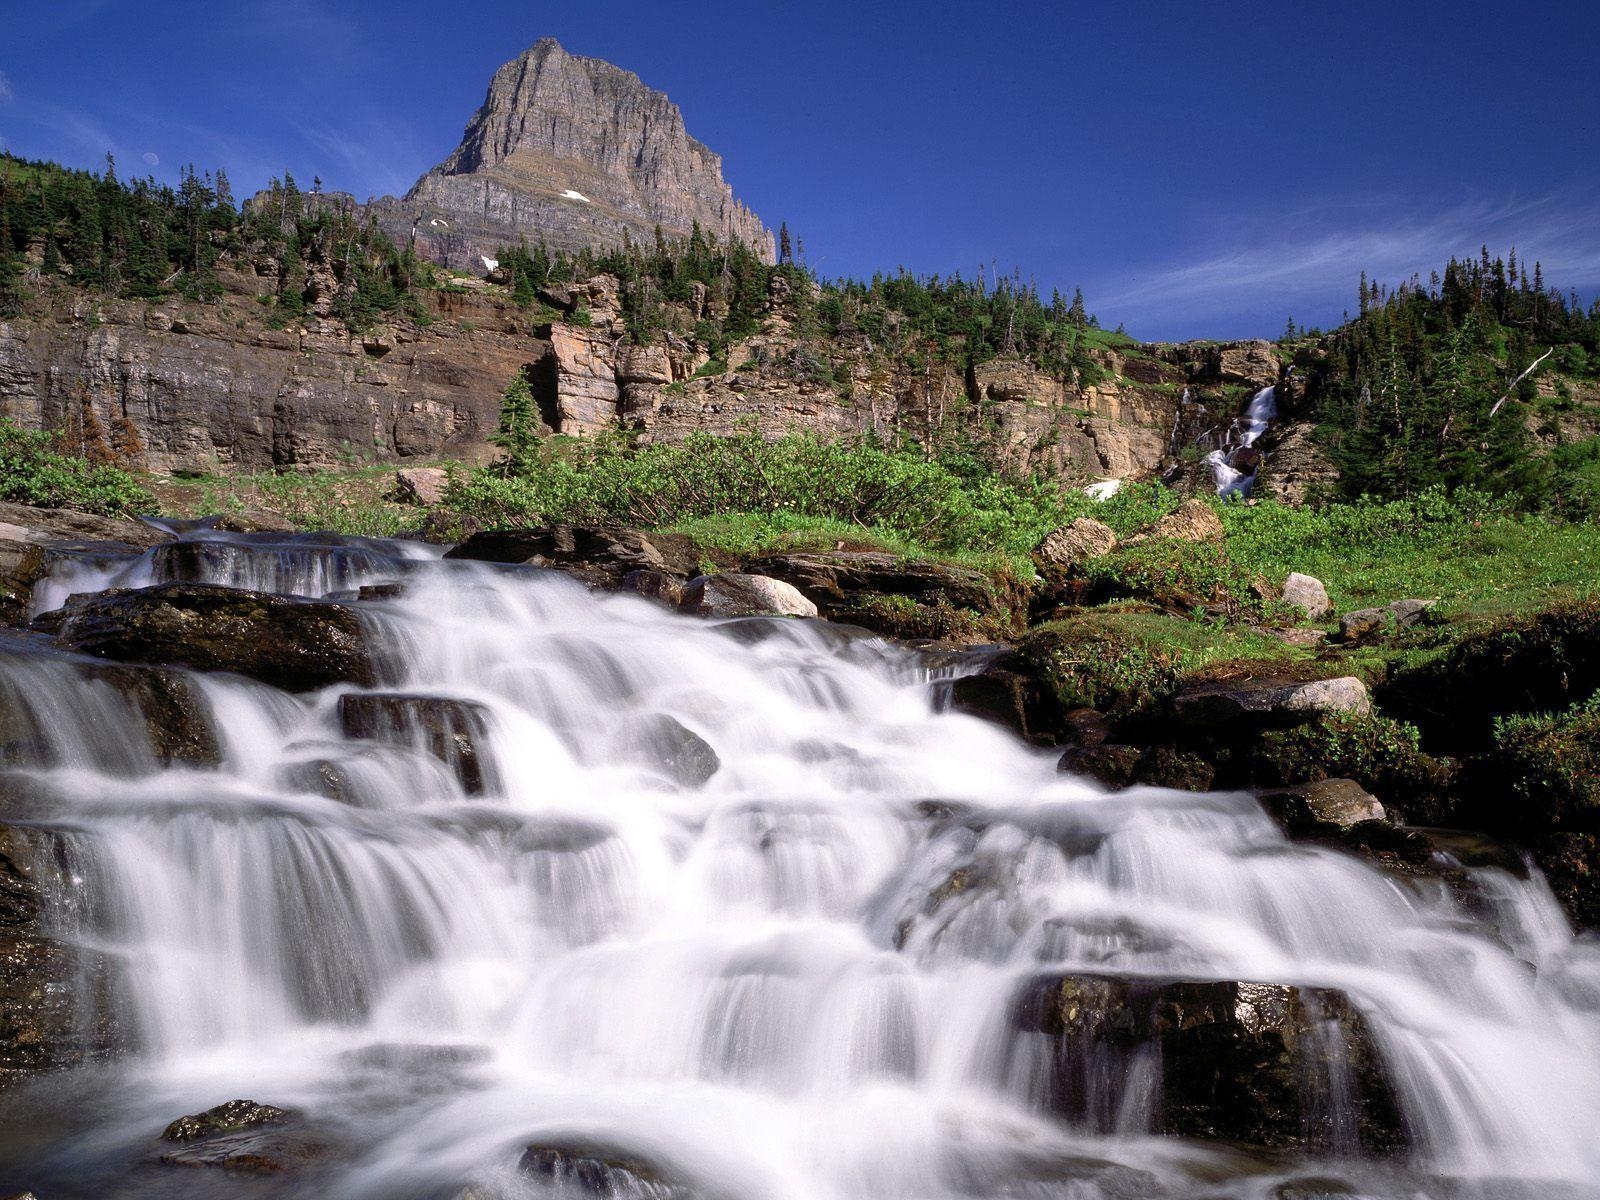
(1205, 385, 1278, 498)
(1, 527, 1598, 1199)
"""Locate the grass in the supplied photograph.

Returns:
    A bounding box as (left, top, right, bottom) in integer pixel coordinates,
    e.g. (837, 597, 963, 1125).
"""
(1222, 490, 1600, 621)
(155, 464, 422, 538)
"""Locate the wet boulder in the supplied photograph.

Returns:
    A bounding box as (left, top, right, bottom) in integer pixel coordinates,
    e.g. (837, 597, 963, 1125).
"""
(620, 568, 686, 608)
(81, 663, 221, 768)
(0, 502, 172, 626)
(157, 1098, 336, 1174)
(55, 583, 379, 693)
(619, 714, 720, 788)
(162, 1099, 289, 1142)
(445, 525, 701, 586)
(679, 573, 818, 619)
(0, 823, 122, 1084)
(1010, 972, 1405, 1155)
(518, 1140, 693, 1197)
(339, 693, 493, 794)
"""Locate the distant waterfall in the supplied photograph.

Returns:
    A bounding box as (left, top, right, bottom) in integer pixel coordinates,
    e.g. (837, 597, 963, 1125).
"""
(1205, 384, 1278, 497)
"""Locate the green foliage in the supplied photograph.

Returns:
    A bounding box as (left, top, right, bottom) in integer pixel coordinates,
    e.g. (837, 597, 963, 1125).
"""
(492, 226, 1107, 391)
(1220, 489, 1600, 615)
(1486, 695, 1600, 831)
(1250, 711, 1447, 818)
(1018, 614, 1180, 719)
(0, 421, 154, 515)
(0, 154, 432, 333)
(448, 430, 1109, 566)
(1304, 249, 1600, 504)
(490, 370, 540, 471)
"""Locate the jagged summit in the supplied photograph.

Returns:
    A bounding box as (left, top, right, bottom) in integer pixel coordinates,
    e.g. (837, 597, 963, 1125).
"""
(371, 39, 773, 270)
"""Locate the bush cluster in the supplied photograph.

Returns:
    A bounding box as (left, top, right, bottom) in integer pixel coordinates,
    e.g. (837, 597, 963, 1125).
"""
(0, 422, 154, 516)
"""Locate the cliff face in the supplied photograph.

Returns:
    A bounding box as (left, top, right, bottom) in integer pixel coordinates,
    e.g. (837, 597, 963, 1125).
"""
(0, 282, 544, 472)
(370, 39, 774, 271)
(0, 264, 1282, 485)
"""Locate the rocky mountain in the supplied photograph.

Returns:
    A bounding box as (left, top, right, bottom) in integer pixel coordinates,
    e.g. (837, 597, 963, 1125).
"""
(368, 39, 774, 271)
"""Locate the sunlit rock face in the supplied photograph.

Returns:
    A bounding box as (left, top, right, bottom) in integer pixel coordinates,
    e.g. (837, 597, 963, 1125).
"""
(370, 38, 775, 270)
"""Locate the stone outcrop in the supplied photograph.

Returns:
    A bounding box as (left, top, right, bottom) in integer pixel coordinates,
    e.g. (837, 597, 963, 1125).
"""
(679, 572, 818, 618)
(1010, 972, 1405, 1154)
(369, 39, 773, 270)
(1036, 518, 1118, 567)
(56, 583, 380, 693)
(0, 501, 172, 624)
(0, 288, 541, 473)
(0, 822, 122, 1084)
(1281, 572, 1331, 620)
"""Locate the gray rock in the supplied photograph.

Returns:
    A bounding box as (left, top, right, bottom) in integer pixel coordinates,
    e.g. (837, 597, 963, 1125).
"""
(1388, 598, 1436, 628)
(367, 38, 774, 271)
(1281, 572, 1331, 620)
(1036, 518, 1118, 566)
(394, 467, 449, 506)
(1262, 778, 1388, 833)
(679, 573, 818, 619)
(1337, 607, 1391, 643)
(1174, 675, 1371, 729)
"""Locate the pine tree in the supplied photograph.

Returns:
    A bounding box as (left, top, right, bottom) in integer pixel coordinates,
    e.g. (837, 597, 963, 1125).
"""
(491, 369, 540, 472)
(778, 222, 793, 265)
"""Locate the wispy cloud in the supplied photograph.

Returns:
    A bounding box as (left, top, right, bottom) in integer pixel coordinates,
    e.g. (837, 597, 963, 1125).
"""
(0, 71, 13, 103)
(1095, 192, 1600, 337)
(298, 120, 431, 200)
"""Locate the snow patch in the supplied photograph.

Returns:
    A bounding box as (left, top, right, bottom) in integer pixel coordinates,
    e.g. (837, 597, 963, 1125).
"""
(1083, 479, 1124, 501)
(480, 256, 499, 273)
(561, 189, 593, 204)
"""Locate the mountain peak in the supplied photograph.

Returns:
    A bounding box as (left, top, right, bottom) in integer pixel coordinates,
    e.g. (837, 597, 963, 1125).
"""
(372, 42, 773, 270)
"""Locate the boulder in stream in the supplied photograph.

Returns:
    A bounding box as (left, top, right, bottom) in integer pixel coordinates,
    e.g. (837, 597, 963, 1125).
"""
(1010, 972, 1406, 1155)
(679, 572, 818, 619)
(339, 693, 493, 794)
(0, 823, 122, 1084)
(54, 583, 379, 693)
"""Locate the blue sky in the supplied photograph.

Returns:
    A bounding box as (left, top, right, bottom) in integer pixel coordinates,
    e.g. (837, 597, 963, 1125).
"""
(2, 0, 1596, 340)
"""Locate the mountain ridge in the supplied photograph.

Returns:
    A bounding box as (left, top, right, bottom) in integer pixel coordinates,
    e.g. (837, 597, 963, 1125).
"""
(368, 38, 774, 271)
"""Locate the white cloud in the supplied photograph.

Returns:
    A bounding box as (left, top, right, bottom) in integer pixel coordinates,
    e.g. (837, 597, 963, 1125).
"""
(1094, 192, 1600, 338)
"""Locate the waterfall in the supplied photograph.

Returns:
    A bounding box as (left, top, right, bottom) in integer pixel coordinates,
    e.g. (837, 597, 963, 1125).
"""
(1, 529, 1597, 1200)
(1205, 384, 1278, 498)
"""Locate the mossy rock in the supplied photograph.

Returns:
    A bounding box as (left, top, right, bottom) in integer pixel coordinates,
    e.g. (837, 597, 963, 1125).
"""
(1016, 616, 1180, 722)
(1247, 711, 1455, 825)
(1381, 602, 1600, 751)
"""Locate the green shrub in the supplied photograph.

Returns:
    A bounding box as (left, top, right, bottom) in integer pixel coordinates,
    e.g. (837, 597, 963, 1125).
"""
(1017, 615, 1179, 720)
(0, 423, 154, 516)
(1249, 711, 1451, 821)
(446, 431, 1175, 568)
(1483, 697, 1600, 832)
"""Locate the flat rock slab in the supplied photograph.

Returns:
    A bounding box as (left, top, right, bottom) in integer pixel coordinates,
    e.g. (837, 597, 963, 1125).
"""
(1174, 675, 1371, 729)
(55, 583, 378, 693)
